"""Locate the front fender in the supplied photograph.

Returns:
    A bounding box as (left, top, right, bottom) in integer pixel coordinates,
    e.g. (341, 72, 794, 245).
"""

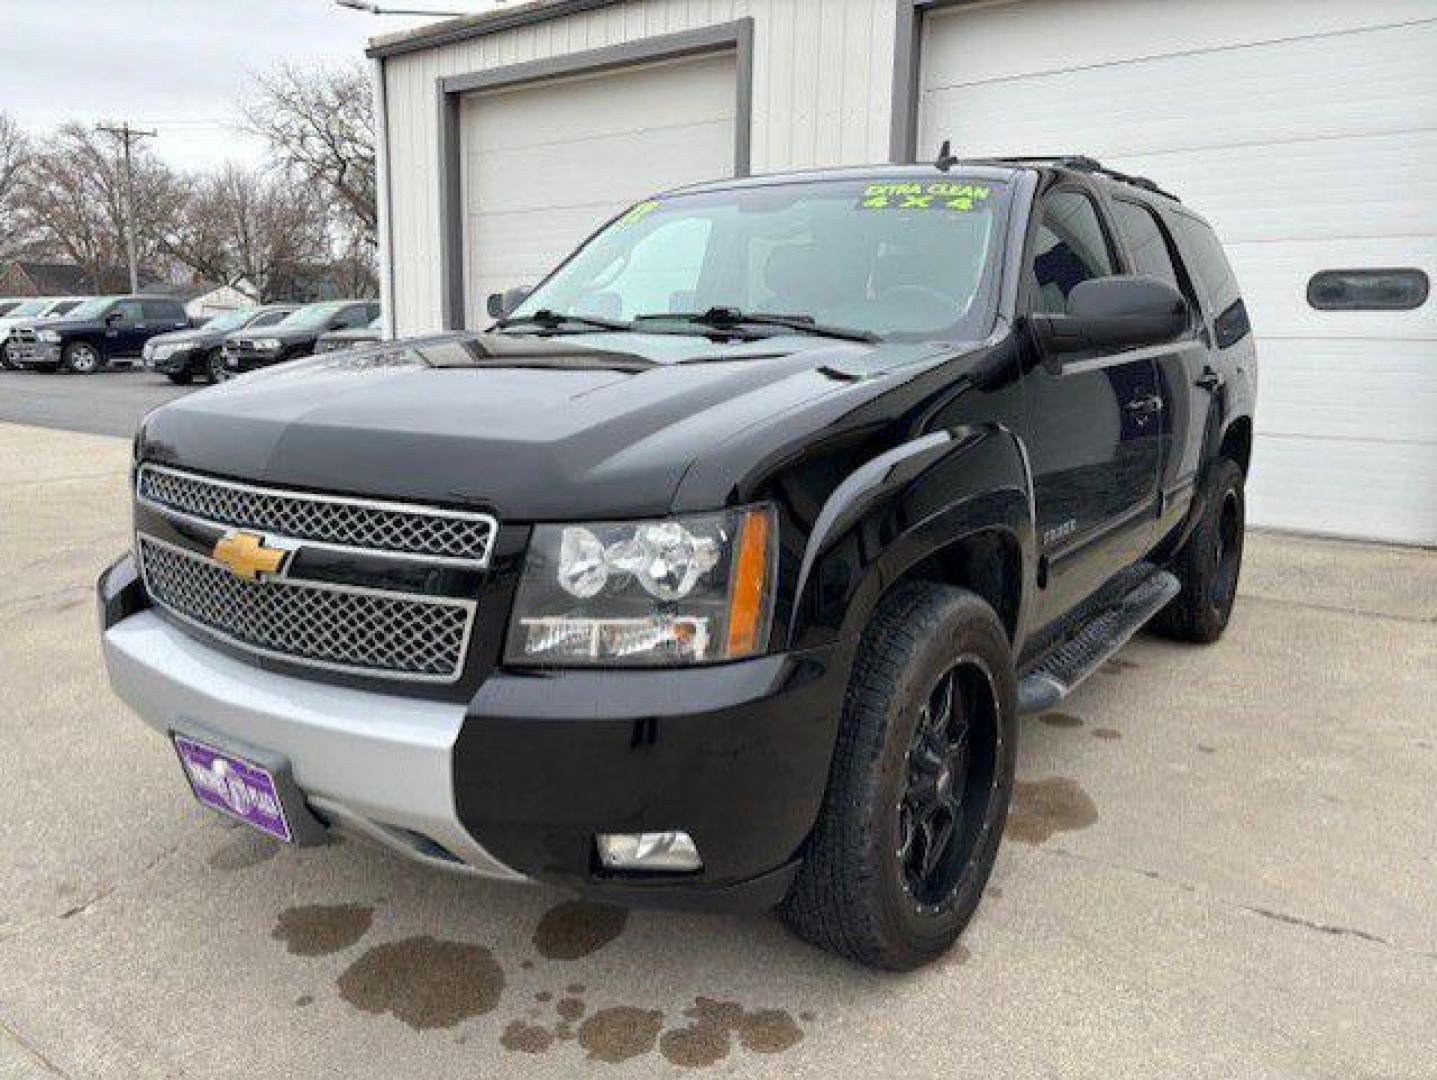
(788, 423, 1036, 650)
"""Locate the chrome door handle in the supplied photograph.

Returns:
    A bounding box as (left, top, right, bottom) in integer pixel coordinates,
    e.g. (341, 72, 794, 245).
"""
(1124, 395, 1164, 414)
(1196, 368, 1224, 392)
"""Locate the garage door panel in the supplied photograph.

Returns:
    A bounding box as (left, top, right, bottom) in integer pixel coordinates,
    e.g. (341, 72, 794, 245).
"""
(920, 0, 1437, 91)
(919, 22, 1437, 165)
(1249, 436, 1437, 544)
(459, 51, 738, 329)
(1227, 237, 1436, 341)
(466, 119, 734, 215)
(919, 2, 1436, 542)
(467, 55, 737, 152)
(1256, 340, 1437, 444)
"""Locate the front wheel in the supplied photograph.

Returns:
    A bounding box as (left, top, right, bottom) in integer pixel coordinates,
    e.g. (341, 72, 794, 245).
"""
(206, 350, 227, 384)
(780, 583, 1017, 970)
(62, 341, 103, 374)
(1153, 457, 1246, 643)
(166, 371, 192, 386)
(0, 345, 15, 370)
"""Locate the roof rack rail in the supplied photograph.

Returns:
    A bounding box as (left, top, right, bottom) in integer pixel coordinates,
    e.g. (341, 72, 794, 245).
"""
(965, 154, 1182, 203)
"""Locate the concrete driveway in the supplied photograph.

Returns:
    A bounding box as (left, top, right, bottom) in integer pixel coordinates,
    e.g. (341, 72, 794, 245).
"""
(2, 421, 1434, 1079)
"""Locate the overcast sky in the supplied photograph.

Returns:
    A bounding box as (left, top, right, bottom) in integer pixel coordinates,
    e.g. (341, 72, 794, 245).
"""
(0, 0, 503, 172)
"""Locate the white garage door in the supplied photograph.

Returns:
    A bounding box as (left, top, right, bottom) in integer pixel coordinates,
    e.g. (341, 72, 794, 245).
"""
(459, 53, 738, 328)
(917, 0, 1437, 544)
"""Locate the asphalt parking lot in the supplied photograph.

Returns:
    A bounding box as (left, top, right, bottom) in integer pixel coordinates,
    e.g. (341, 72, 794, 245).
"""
(0, 369, 194, 439)
(2, 395, 1435, 1078)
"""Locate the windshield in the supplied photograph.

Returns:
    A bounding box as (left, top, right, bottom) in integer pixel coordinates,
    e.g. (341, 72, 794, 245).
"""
(64, 298, 113, 320)
(8, 300, 47, 318)
(48, 300, 81, 316)
(509, 176, 1010, 342)
(278, 301, 349, 330)
(201, 308, 256, 334)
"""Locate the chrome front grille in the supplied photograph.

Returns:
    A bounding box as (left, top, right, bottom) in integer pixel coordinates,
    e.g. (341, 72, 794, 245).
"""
(138, 537, 474, 681)
(137, 464, 496, 565)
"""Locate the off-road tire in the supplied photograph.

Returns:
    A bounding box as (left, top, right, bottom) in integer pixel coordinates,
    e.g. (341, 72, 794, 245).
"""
(780, 583, 1017, 970)
(1153, 457, 1246, 643)
(62, 341, 102, 374)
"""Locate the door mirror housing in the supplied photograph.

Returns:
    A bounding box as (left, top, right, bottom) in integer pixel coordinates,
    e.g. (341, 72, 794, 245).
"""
(487, 287, 531, 320)
(1033, 275, 1188, 355)
(104, 311, 124, 326)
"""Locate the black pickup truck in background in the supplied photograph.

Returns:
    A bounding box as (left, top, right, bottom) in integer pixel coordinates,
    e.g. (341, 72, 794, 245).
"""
(9, 296, 190, 373)
(100, 156, 1255, 971)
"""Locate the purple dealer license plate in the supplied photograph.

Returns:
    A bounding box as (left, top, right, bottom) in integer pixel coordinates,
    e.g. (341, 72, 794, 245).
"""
(173, 735, 293, 843)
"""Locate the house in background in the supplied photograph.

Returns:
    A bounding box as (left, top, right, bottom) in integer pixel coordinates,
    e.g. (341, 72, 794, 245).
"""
(0, 260, 165, 297)
(150, 280, 257, 320)
(367, 0, 1435, 545)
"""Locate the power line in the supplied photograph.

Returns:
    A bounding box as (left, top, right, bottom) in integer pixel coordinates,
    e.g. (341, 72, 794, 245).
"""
(95, 121, 157, 294)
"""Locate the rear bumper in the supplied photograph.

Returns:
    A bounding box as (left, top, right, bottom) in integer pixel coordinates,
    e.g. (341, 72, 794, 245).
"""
(99, 555, 849, 911)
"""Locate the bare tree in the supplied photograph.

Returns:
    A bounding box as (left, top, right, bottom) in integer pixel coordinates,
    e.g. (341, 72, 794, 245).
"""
(20, 122, 183, 290)
(244, 62, 377, 245)
(0, 113, 37, 261)
(165, 163, 330, 301)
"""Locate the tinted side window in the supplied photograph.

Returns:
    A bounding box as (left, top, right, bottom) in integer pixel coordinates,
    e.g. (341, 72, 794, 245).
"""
(334, 305, 369, 329)
(1031, 191, 1117, 315)
(1112, 201, 1181, 290)
(249, 310, 288, 328)
(142, 300, 182, 321)
(113, 300, 144, 322)
(1168, 214, 1249, 347)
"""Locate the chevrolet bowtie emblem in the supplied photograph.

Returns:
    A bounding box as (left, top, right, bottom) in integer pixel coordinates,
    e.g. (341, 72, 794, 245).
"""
(212, 531, 288, 581)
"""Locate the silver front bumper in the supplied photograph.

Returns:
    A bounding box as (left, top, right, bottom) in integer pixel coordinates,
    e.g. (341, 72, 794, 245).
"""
(103, 610, 525, 881)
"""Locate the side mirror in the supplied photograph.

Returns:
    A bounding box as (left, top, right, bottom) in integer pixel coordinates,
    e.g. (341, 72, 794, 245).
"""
(104, 311, 124, 326)
(1033, 276, 1188, 356)
(487, 286, 531, 320)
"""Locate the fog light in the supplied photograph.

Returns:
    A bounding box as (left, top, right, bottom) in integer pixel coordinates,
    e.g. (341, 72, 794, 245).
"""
(596, 831, 702, 872)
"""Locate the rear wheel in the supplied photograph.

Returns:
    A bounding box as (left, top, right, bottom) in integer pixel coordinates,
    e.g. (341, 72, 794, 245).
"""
(62, 341, 102, 374)
(1153, 457, 1246, 643)
(780, 583, 1016, 970)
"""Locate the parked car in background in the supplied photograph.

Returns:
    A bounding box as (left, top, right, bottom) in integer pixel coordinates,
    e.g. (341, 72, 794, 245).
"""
(0, 298, 57, 369)
(144, 304, 299, 385)
(313, 315, 383, 355)
(221, 300, 381, 376)
(8, 296, 190, 373)
(0, 299, 25, 317)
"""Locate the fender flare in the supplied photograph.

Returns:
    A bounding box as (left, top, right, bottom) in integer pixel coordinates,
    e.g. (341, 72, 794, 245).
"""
(788, 423, 1038, 650)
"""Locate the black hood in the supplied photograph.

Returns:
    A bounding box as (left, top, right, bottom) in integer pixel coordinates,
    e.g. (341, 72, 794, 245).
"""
(138, 331, 949, 520)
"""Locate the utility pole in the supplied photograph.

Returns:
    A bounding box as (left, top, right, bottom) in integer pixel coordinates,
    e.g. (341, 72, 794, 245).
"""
(95, 121, 157, 293)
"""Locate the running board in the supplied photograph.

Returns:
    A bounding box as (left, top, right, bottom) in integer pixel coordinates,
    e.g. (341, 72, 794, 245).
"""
(1017, 568, 1180, 715)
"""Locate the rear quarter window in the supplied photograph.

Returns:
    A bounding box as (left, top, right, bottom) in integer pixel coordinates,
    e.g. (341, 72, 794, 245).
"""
(1168, 213, 1249, 347)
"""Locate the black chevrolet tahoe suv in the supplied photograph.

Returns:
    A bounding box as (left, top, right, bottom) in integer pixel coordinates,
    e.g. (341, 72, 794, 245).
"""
(10, 295, 190, 373)
(99, 157, 1255, 970)
(144, 304, 299, 384)
(220, 299, 381, 376)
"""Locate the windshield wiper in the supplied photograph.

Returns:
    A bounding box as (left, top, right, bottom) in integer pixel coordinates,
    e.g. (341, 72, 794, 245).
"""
(634, 307, 880, 344)
(495, 309, 633, 334)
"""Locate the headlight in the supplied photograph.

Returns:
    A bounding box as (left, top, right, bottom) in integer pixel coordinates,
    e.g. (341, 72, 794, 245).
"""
(253, 338, 282, 351)
(505, 505, 777, 667)
(38, 329, 61, 343)
(150, 343, 180, 360)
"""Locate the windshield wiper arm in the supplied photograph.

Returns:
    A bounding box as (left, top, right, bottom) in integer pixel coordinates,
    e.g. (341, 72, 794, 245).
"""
(635, 307, 880, 344)
(495, 309, 633, 334)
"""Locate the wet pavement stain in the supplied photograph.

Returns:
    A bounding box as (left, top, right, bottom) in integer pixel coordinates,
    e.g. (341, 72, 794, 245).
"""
(501, 1020, 555, 1055)
(294, 994, 314, 1008)
(1006, 778, 1099, 845)
(556, 996, 586, 1023)
(208, 832, 279, 871)
(1102, 656, 1140, 674)
(576, 1006, 665, 1064)
(1196, 744, 1217, 754)
(659, 997, 804, 1068)
(272, 904, 373, 957)
(336, 936, 504, 1030)
(532, 900, 629, 960)
(1038, 711, 1084, 729)
(534, 990, 553, 1004)
(1092, 727, 1121, 741)
(565, 982, 586, 994)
